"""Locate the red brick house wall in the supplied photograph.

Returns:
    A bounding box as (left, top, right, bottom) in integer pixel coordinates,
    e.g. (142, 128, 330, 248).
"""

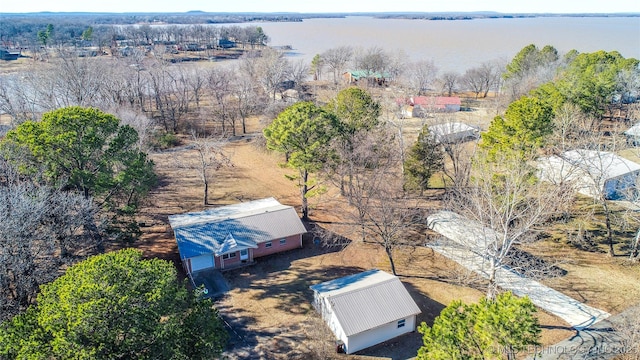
(210, 234, 302, 269)
(218, 252, 242, 269)
(253, 234, 302, 258)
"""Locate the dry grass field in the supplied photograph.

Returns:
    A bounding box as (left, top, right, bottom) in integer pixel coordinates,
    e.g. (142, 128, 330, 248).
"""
(127, 100, 640, 360)
(132, 112, 594, 359)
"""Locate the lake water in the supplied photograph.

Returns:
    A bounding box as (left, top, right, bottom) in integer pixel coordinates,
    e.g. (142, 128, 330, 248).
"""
(245, 16, 640, 73)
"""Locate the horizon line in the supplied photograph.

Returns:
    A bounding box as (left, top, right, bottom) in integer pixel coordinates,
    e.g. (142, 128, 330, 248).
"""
(1, 11, 640, 15)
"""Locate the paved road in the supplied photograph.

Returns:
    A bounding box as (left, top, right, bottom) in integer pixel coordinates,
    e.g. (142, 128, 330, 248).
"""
(427, 211, 610, 329)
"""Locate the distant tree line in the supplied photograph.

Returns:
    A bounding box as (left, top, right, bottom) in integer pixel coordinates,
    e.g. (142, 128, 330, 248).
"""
(0, 12, 317, 27)
(0, 19, 271, 54)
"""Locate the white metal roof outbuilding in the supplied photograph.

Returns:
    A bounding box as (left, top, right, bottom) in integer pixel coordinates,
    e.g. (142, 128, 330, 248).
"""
(429, 122, 480, 144)
(538, 150, 640, 200)
(310, 269, 421, 354)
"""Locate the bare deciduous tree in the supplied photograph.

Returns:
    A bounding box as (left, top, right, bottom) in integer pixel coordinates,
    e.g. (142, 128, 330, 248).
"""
(148, 62, 192, 132)
(337, 128, 423, 276)
(407, 60, 438, 95)
(0, 160, 102, 322)
(207, 67, 234, 134)
(546, 119, 629, 257)
(185, 65, 208, 110)
(321, 46, 353, 84)
(439, 71, 460, 96)
(360, 180, 424, 276)
(462, 66, 486, 99)
(447, 153, 572, 298)
(181, 132, 231, 206)
(287, 59, 310, 93)
(53, 50, 110, 107)
(255, 48, 290, 101)
(434, 114, 479, 188)
(232, 70, 262, 134)
(548, 103, 595, 154)
(478, 61, 502, 98)
(0, 74, 40, 124)
(353, 46, 393, 85)
(111, 108, 154, 150)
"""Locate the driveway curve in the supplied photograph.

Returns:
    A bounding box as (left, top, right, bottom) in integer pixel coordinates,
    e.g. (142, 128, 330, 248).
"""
(427, 211, 610, 330)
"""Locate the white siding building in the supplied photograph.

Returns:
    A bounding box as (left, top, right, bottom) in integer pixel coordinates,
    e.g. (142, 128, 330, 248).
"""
(538, 150, 640, 200)
(310, 269, 421, 354)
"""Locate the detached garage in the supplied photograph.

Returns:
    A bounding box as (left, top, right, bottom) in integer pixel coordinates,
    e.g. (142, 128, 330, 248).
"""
(310, 269, 421, 354)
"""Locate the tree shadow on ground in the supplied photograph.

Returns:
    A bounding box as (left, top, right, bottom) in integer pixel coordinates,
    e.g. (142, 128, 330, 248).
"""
(541, 324, 577, 331)
(505, 246, 568, 279)
(217, 300, 309, 359)
(399, 244, 489, 293)
(218, 263, 365, 359)
(237, 263, 366, 315)
(217, 225, 359, 357)
(220, 265, 447, 359)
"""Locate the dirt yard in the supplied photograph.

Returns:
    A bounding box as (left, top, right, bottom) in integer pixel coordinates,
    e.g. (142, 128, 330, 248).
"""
(133, 116, 587, 359)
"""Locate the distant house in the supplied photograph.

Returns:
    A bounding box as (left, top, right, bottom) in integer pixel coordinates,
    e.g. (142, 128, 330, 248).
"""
(429, 122, 480, 144)
(538, 150, 640, 200)
(403, 96, 461, 117)
(310, 269, 421, 354)
(0, 48, 19, 61)
(343, 70, 390, 85)
(169, 197, 307, 275)
(217, 38, 236, 49)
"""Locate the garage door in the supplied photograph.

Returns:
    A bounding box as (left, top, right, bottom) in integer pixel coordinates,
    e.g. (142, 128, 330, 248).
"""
(190, 254, 214, 272)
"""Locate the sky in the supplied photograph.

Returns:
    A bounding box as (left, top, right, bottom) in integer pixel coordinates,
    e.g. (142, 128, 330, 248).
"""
(2, 0, 640, 14)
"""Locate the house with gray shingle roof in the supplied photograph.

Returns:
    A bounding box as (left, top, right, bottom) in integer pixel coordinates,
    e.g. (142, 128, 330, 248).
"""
(310, 269, 421, 354)
(168, 197, 306, 275)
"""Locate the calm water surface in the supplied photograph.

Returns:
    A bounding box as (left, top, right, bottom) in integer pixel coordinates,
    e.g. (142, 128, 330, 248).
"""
(246, 16, 640, 72)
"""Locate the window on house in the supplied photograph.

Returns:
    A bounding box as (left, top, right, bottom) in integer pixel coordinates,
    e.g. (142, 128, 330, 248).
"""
(265, 241, 272, 248)
(279, 238, 286, 245)
(222, 252, 236, 260)
(397, 319, 406, 328)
